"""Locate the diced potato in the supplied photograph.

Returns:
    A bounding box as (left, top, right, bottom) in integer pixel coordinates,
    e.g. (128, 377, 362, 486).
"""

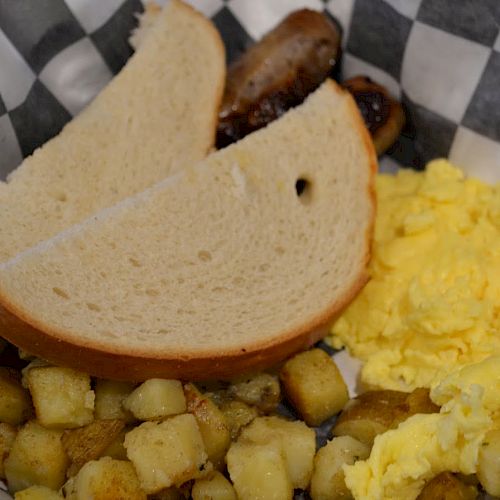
(192, 471, 237, 500)
(24, 366, 94, 429)
(455, 474, 480, 487)
(123, 379, 186, 420)
(0, 367, 32, 425)
(0, 422, 17, 478)
(14, 485, 63, 499)
(17, 349, 35, 361)
(219, 400, 258, 440)
(227, 440, 292, 500)
(280, 349, 349, 426)
(404, 388, 440, 415)
(63, 457, 146, 500)
(332, 403, 390, 448)
(94, 380, 136, 423)
(417, 472, 477, 500)
(310, 436, 370, 500)
(4, 420, 68, 493)
(477, 428, 500, 496)
(100, 427, 128, 460)
(332, 388, 439, 447)
(148, 488, 187, 500)
(228, 374, 281, 412)
(124, 413, 209, 493)
(184, 383, 231, 468)
(62, 419, 125, 476)
(240, 416, 315, 490)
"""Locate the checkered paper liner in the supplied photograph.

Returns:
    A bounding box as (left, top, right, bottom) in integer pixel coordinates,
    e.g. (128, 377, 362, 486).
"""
(0, 1, 499, 498)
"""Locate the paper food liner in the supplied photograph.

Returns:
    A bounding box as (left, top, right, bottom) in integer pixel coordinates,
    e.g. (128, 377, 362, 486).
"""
(0, 0, 499, 497)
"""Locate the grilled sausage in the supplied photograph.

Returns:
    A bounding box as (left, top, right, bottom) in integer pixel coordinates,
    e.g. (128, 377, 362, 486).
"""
(342, 76, 405, 155)
(217, 9, 342, 148)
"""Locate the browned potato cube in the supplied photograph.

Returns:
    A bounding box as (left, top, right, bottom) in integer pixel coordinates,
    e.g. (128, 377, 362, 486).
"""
(240, 416, 315, 490)
(477, 428, 500, 496)
(14, 485, 63, 499)
(4, 421, 68, 493)
(0, 368, 31, 425)
(0, 422, 17, 478)
(124, 379, 186, 420)
(24, 366, 94, 428)
(280, 349, 349, 426)
(228, 374, 281, 412)
(100, 427, 128, 460)
(17, 349, 35, 361)
(62, 419, 125, 476)
(405, 388, 440, 413)
(184, 384, 231, 468)
(310, 436, 370, 500)
(226, 440, 292, 500)
(63, 457, 146, 499)
(219, 400, 258, 440)
(333, 388, 439, 447)
(94, 380, 135, 423)
(148, 488, 187, 500)
(124, 414, 209, 493)
(192, 471, 237, 500)
(417, 472, 477, 500)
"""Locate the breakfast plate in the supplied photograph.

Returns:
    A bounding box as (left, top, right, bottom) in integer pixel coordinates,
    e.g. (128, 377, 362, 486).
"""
(0, 1, 498, 499)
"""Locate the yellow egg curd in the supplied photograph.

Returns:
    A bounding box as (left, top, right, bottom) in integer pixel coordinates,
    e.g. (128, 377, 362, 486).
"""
(329, 159, 500, 391)
(343, 356, 500, 500)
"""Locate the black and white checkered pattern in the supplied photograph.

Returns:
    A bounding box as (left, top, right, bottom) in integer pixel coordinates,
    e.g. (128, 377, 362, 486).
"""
(0, 0, 142, 179)
(0, 0, 499, 182)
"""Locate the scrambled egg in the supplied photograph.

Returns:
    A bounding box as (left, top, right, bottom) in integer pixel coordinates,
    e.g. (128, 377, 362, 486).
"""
(343, 356, 500, 500)
(330, 160, 500, 391)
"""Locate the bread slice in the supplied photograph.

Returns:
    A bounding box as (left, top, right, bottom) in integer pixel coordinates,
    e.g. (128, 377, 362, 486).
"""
(0, 81, 376, 381)
(0, 0, 225, 262)
(129, 1, 163, 50)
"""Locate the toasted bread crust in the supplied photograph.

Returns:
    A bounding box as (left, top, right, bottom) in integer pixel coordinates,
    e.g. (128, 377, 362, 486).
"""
(0, 266, 369, 381)
(0, 82, 376, 381)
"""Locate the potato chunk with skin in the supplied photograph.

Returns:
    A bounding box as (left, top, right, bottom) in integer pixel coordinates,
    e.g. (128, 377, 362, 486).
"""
(100, 427, 128, 460)
(0, 368, 31, 425)
(14, 485, 63, 499)
(124, 413, 209, 494)
(228, 373, 281, 412)
(332, 388, 439, 447)
(219, 400, 258, 440)
(310, 436, 370, 500)
(192, 471, 237, 500)
(226, 440, 292, 500)
(0, 422, 17, 478)
(184, 383, 231, 468)
(94, 380, 135, 423)
(417, 472, 477, 500)
(4, 421, 68, 493)
(280, 349, 349, 426)
(63, 457, 146, 500)
(477, 428, 500, 496)
(124, 379, 186, 420)
(148, 488, 187, 500)
(24, 366, 94, 429)
(240, 416, 315, 490)
(62, 419, 125, 476)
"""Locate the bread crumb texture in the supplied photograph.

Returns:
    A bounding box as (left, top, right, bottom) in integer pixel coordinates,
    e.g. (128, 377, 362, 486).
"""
(0, 81, 375, 371)
(0, 0, 224, 262)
